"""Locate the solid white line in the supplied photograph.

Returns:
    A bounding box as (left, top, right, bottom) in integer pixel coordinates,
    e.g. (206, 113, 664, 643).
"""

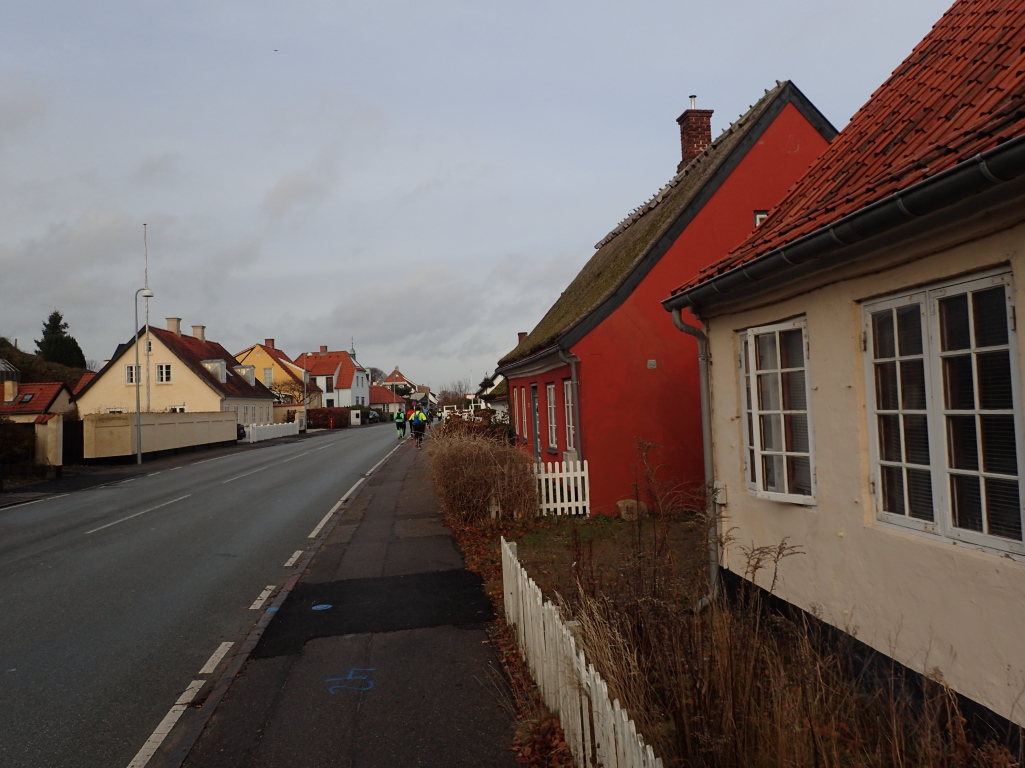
(282, 451, 311, 463)
(126, 679, 205, 768)
(307, 507, 337, 539)
(85, 495, 191, 535)
(3, 493, 68, 509)
(284, 550, 303, 567)
(222, 467, 263, 484)
(249, 585, 276, 610)
(198, 642, 233, 675)
(340, 477, 365, 504)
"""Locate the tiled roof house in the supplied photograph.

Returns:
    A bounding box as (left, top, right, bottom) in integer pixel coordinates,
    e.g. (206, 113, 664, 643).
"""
(1, 381, 74, 423)
(662, 0, 1025, 727)
(496, 82, 836, 515)
(369, 384, 406, 414)
(75, 318, 276, 425)
(235, 339, 323, 408)
(295, 346, 370, 408)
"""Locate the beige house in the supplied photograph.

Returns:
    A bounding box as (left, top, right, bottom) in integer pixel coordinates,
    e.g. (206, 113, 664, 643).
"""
(234, 338, 322, 410)
(663, 0, 1025, 727)
(76, 318, 275, 425)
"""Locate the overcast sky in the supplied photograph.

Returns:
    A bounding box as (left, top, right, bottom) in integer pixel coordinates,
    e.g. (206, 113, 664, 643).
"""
(0, 0, 953, 390)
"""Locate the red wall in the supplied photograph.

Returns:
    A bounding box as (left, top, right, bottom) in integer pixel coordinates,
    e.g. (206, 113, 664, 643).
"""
(510, 103, 831, 515)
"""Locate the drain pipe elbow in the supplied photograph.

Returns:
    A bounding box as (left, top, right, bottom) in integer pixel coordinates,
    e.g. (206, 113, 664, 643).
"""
(671, 308, 721, 610)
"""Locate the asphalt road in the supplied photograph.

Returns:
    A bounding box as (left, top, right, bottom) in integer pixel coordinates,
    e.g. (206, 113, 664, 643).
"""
(0, 425, 398, 768)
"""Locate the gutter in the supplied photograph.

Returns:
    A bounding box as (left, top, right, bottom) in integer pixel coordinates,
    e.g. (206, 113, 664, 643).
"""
(671, 308, 720, 609)
(663, 132, 1025, 312)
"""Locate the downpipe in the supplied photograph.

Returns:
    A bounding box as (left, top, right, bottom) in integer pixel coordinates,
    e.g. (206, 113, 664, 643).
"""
(671, 308, 720, 611)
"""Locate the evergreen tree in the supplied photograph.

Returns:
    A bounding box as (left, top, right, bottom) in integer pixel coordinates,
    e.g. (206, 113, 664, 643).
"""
(35, 310, 87, 368)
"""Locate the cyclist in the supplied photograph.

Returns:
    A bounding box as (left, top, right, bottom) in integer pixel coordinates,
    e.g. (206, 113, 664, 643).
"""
(409, 403, 429, 449)
(394, 409, 406, 440)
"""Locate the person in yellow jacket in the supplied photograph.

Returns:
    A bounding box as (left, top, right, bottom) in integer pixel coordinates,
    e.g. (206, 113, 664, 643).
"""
(409, 403, 429, 448)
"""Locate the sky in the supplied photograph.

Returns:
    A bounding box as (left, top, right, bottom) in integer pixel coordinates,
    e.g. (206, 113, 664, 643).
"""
(0, 0, 955, 391)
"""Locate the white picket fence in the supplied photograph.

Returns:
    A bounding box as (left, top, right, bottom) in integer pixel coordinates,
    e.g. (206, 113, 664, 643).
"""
(501, 537, 663, 768)
(241, 421, 300, 444)
(536, 459, 589, 516)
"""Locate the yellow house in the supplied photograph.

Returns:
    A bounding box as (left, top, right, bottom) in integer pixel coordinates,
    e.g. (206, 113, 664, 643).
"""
(76, 318, 276, 425)
(234, 338, 323, 409)
(663, 0, 1025, 728)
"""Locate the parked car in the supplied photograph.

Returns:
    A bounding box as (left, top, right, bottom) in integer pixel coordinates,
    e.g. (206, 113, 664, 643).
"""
(236, 423, 247, 441)
(366, 410, 381, 423)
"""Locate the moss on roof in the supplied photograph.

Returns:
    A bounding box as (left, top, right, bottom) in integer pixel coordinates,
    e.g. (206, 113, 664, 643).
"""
(498, 83, 789, 367)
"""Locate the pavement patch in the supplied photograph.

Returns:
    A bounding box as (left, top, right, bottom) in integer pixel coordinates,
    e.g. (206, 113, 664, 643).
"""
(251, 569, 494, 658)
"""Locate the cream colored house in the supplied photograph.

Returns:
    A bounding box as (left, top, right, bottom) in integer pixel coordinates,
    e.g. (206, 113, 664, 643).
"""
(76, 318, 275, 425)
(234, 338, 322, 410)
(663, 0, 1025, 728)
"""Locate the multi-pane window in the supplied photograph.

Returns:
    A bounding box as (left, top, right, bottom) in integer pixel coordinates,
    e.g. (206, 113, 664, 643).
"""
(520, 387, 528, 439)
(563, 380, 576, 451)
(325, 376, 334, 393)
(741, 318, 814, 502)
(263, 368, 273, 387)
(157, 364, 172, 383)
(125, 365, 139, 385)
(864, 272, 1023, 552)
(546, 383, 557, 448)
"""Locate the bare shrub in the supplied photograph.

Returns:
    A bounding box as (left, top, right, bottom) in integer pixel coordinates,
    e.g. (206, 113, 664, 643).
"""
(426, 420, 537, 524)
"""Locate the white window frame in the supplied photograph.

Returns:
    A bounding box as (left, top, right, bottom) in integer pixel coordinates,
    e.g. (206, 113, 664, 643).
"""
(740, 317, 816, 504)
(546, 383, 557, 448)
(863, 270, 1024, 555)
(125, 365, 139, 385)
(169, 405, 185, 413)
(563, 379, 576, 451)
(263, 368, 273, 387)
(156, 363, 172, 383)
(520, 386, 528, 440)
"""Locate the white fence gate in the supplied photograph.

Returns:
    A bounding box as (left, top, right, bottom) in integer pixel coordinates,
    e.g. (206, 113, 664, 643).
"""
(241, 421, 300, 444)
(502, 537, 663, 768)
(536, 459, 589, 516)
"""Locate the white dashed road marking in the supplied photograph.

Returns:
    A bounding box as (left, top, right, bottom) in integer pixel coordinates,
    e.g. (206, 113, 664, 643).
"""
(284, 550, 303, 567)
(249, 585, 276, 610)
(85, 495, 191, 535)
(198, 642, 233, 675)
(126, 679, 205, 768)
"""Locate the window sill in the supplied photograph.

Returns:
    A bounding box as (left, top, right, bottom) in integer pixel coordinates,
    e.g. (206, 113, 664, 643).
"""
(754, 490, 817, 507)
(545, 447, 558, 455)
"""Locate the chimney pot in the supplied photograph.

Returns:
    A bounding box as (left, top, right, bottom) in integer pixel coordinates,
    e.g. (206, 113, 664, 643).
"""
(320, 345, 328, 354)
(167, 317, 182, 336)
(265, 338, 275, 349)
(517, 331, 528, 343)
(191, 325, 206, 342)
(676, 100, 713, 173)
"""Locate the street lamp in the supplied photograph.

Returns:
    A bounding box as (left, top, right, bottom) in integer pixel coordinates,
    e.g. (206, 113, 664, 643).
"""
(134, 288, 154, 464)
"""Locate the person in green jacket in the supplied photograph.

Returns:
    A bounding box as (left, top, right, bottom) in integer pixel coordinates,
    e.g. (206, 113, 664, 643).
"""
(394, 409, 406, 439)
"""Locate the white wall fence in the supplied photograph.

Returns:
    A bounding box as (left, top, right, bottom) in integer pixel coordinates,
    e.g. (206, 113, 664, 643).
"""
(536, 459, 589, 516)
(241, 421, 300, 444)
(502, 537, 663, 768)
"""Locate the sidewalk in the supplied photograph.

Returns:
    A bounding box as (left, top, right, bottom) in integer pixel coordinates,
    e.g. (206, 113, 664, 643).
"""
(177, 440, 519, 768)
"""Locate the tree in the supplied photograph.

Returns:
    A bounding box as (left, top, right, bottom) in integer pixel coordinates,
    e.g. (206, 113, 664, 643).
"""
(437, 377, 473, 408)
(368, 366, 386, 384)
(35, 311, 86, 369)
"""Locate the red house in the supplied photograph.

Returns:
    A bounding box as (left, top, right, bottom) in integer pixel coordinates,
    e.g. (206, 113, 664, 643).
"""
(496, 82, 836, 515)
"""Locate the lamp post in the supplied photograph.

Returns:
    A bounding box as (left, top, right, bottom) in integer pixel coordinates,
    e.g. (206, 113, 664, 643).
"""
(134, 288, 154, 464)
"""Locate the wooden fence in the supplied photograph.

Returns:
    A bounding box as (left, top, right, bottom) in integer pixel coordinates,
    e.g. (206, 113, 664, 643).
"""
(536, 459, 589, 516)
(502, 537, 663, 768)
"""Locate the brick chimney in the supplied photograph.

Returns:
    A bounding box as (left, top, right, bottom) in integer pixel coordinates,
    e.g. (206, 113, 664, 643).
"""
(319, 345, 328, 354)
(167, 317, 182, 336)
(676, 96, 713, 172)
(191, 325, 206, 342)
(517, 332, 528, 344)
(3, 379, 17, 403)
(265, 338, 275, 349)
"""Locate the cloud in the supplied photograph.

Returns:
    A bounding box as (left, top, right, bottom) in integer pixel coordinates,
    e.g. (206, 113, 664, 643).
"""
(259, 170, 330, 219)
(132, 152, 185, 185)
(0, 87, 45, 146)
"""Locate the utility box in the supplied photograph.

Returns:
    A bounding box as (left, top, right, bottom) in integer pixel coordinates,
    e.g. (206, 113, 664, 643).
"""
(350, 409, 362, 427)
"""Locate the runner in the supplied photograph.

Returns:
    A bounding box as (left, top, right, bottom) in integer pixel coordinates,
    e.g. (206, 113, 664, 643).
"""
(409, 403, 429, 449)
(394, 409, 406, 439)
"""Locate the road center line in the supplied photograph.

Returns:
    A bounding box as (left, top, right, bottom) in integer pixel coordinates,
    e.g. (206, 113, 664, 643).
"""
(281, 451, 311, 463)
(126, 679, 205, 768)
(198, 642, 234, 675)
(249, 585, 276, 610)
(284, 550, 303, 567)
(2, 493, 68, 509)
(85, 495, 192, 534)
(221, 467, 264, 484)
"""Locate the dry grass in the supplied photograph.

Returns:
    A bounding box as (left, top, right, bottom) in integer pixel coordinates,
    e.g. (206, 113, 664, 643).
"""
(426, 420, 537, 525)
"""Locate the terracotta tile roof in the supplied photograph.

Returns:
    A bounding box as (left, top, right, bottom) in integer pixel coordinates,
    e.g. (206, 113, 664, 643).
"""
(499, 81, 835, 367)
(238, 343, 322, 393)
(0, 382, 66, 414)
(369, 385, 404, 405)
(150, 328, 275, 400)
(295, 350, 361, 388)
(72, 372, 96, 395)
(674, 0, 1025, 296)
(382, 368, 415, 386)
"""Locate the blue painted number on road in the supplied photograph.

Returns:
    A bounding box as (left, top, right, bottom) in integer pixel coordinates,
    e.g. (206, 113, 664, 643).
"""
(327, 668, 376, 693)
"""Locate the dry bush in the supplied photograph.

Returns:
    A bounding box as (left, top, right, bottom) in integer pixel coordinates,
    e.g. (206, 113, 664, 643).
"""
(564, 532, 1020, 768)
(426, 421, 537, 524)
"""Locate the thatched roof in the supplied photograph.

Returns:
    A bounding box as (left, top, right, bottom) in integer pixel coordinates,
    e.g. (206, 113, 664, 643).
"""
(498, 81, 834, 368)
